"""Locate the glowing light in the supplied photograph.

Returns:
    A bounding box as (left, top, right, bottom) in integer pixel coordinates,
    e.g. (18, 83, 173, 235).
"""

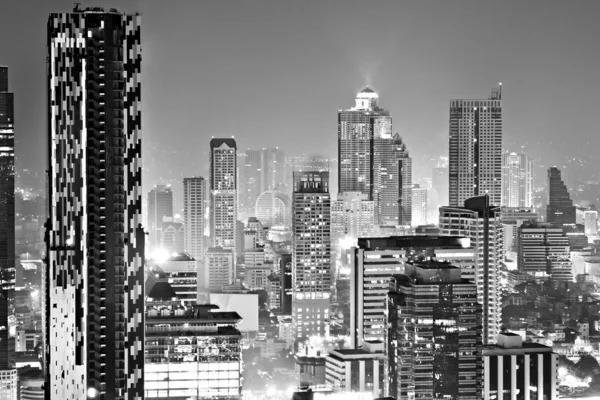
(87, 388, 98, 398)
(152, 248, 169, 264)
(31, 290, 39, 298)
(66, 237, 74, 246)
(338, 236, 357, 250)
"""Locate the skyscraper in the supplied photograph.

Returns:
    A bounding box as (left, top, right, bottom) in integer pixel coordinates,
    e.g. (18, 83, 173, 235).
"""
(384, 262, 482, 399)
(292, 171, 331, 342)
(239, 147, 285, 213)
(449, 85, 502, 207)
(411, 184, 427, 226)
(501, 151, 533, 208)
(518, 221, 573, 281)
(0, 66, 16, 400)
(439, 196, 503, 345)
(210, 138, 238, 259)
(147, 184, 173, 254)
(46, 7, 143, 400)
(183, 177, 206, 260)
(546, 167, 576, 225)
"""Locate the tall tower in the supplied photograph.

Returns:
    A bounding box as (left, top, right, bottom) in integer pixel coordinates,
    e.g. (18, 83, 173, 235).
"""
(46, 7, 143, 400)
(546, 167, 576, 225)
(183, 177, 206, 261)
(292, 171, 331, 342)
(147, 184, 173, 254)
(210, 139, 238, 259)
(501, 151, 533, 207)
(449, 85, 502, 207)
(411, 184, 427, 226)
(0, 66, 16, 400)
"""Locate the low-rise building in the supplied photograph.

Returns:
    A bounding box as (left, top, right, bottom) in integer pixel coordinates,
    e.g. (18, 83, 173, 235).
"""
(325, 342, 384, 398)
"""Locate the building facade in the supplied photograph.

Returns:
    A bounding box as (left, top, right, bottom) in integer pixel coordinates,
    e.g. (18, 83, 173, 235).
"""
(449, 86, 502, 207)
(255, 190, 287, 228)
(411, 184, 427, 226)
(203, 247, 234, 292)
(210, 139, 238, 259)
(517, 222, 573, 281)
(292, 171, 331, 342)
(147, 184, 173, 254)
(501, 151, 533, 208)
(183, 177, 206, 261)
(546, 167, 576, 225)
(384, 262, 482, 400)
(46, 8, 144, 399)
(439, 195, 503, 345)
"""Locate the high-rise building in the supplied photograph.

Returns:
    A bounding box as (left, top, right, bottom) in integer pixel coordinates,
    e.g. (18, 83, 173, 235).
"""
(384, 262, 482, 399)
(0, 66, 16, 400)
(255, 190, 287, 228)
(439, 196, 503, 345)
(338, 88, 412, 226)
(501, 151, 533, 208)
(546, 167, 576, 225)
(203, 247, 235, 292)
(449, 86, 502, 207)
(411, 184, 427, 226)
(350, 236, 476, 348)
(292, 171, 331, 342)
(148, 185, 173, 253)
(517, 221, 572, 281)
(210, 139, 238, 260)
(483, 333, 557, 400)
(183, 177, 206, 261)
(239, 148, 286, 212)
(46, 7, 143, 399)
(160, 218, 184, 253)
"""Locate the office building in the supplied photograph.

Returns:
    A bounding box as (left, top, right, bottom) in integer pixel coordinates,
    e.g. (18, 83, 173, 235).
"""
(500, 207, 538, 254)
(292, 171, 331, 341)
(46, 7, 144, 399)
(384, 262, 482, 399)
(439, 195, 503, 344)
(449, 85, 502, 207)
(432, 157, 449, 211)
(183, 177, 206, 261)
(0, 66, 16, 400)
(411, 184, 427, 226)
(255, 190, 287, 228)
(517, 222, 573, 281)
(584, 208, 598, 239)
(501, 151, 533, 208)
(210, 138, 238, 259)
(276, 251, 293, 315)
(546, 167, 576, 225)
(483, 333, 557, 400)
(203, 247, 234, 291)
(160, 218, 184, 253)
(145, 284, 242, 399)
(266, 274, 281, 310)
(350, 236, 475, 347)
(147, 252, 198, 304)
(148, 185, 173, 253)
(325, 342, 384, 397)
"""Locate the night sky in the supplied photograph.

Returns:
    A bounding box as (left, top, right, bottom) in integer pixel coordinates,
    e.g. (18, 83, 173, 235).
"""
(2, 0, 600, 207)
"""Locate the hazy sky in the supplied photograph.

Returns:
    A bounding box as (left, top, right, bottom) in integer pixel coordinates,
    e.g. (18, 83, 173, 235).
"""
(2, 0, 600, 202)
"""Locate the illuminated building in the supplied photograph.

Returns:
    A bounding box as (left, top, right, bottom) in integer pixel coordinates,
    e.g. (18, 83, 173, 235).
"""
(292, 171, 331, 341)
(325, 342, 384, 397)
(338, 88, 412, 226)
(46, 7, 143, 400)
(483, 333, 557, 400)
(145, 283, 242, 399)
(546, 167, 576, 225)
(203, 247, 234, 291)
(18, 368, 44, 400)
(160, 218, 184, 253)
(276, 251, 293, 315)
(517, 222, 572, 281)
(439, 195, 503, 345)
(210, 138, 238, 259)
(500, 207, 538, 254)
(183, 177, 206, 261)
(239, 147, 286, 213)
(0, 66, 16, 400)
(148, 184, 173, 253)
(501, 151, 533, 208)
(584, 208, 598, 239)
(411, 184, 427, 226)
(449, 85, 502, 207)
(255, 190, 287, 228)
(384, 262, 482, 399)
(350, 236, 475, 348)
(266, 273, 281, 310)
(147, 252, 198, 304)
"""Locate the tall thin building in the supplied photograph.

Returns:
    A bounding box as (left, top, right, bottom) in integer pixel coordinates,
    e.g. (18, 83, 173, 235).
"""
(292, 171, 331, 342)
(501, 151, 533, 208)
(46, 7, 143, 400)
(411, 184, 427, 226)
(210, 139, 238, 259)
(0, 66, 17, 400)
(439, 196, 503, 345)
(183, 177, 206, 260)
(449, 85, 502, 207)
(147, 184, 173, 254)
(384, 262, 482, 399)
(546, 167, 576, 225)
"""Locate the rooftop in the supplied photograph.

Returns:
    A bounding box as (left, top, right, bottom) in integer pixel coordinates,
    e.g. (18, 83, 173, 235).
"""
(357, 236, 470, 251)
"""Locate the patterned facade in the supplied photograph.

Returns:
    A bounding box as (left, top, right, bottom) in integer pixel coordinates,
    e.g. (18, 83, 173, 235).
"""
(449, 86, 502, 207)
(517, 222, 572, 281)
(183, 177, 206, 260)
(501, 151, 533, 208)
(46, 8, 144, 400)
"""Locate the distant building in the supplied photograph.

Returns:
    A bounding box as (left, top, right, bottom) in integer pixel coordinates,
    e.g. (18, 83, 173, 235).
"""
(266, 273, 281, 310)
(483, 333, 557, 400)
(325, 342, 384, 397)
(384, 262, 482, 399)
(255, 190, 287, 228)
(183, 177, 206, 261)
(500, 207, 538, 254)
(239, 148, 286, 213)
(148, 252, 199, 304)
(160, 217, 184, 253)
(204, 247, 235, 291)
(411, 184, 427, 226)
(546, 167, 576, 225)
(245, 265, 271, 290)
(449, 86, 503, 207)
(518, 222, 572, 281)
(148, 184, 174, 253)
(296, 355, 327, 386)
(584, 208, 598, 239)
(501, 151, 533, 208)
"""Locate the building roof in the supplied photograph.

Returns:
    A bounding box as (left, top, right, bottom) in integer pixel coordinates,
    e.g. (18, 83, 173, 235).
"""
(360, 87, 375, 94)
(146, 280, 178, 301)
(210, 138, 237, 149)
